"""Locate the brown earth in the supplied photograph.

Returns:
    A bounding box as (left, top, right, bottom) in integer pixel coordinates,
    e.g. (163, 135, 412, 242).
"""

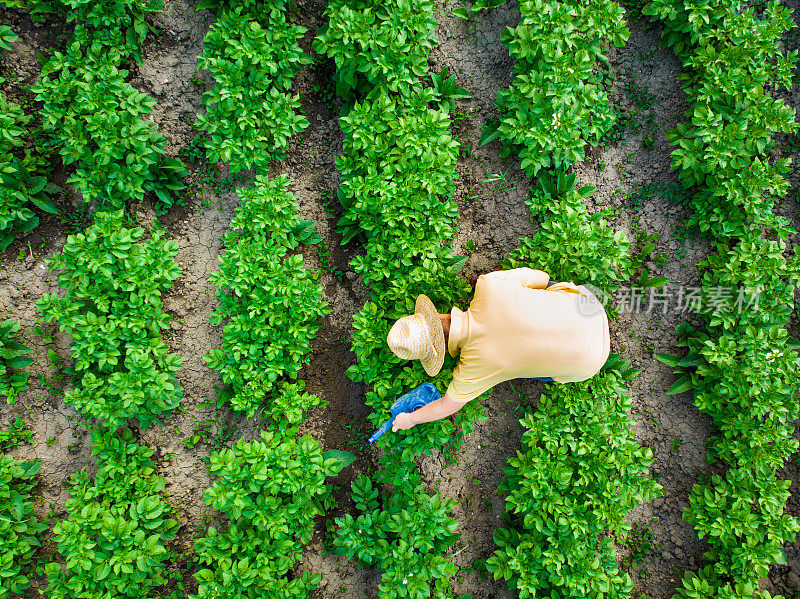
(0, 0, 798, 598)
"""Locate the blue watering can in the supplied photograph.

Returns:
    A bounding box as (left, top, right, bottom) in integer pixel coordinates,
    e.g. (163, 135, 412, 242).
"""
(368, 383, 441, 443)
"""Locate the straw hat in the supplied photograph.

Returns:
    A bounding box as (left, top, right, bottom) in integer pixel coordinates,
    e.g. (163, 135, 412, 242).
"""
(387, 294, 445, 377)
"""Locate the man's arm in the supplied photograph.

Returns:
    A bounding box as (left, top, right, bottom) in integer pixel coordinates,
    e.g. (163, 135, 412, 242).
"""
(391, 392, 466, 432)
(493, 267, 550, 289)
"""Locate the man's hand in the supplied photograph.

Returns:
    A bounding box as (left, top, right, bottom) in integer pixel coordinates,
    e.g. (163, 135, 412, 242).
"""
(392, 412, 416, 432)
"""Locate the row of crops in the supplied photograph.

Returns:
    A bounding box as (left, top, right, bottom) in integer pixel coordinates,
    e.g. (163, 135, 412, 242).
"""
(314, 0, 484, 594)
(481, 1, 663, 596)
(0, 0, 798, 598)
(2, 0, 346, 597)
(644, 1, 800, 596)
(2, 1, 184, 596)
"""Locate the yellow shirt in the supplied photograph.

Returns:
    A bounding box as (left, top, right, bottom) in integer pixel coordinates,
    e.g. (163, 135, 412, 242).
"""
(446, 268, 610, 403)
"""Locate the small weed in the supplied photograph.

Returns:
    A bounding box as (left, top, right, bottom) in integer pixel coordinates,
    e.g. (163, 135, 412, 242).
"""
(475, 169, 515, 208)
(785, 132, 800, 155)
(316, 239, 343, 282)
(60, 202, 93, 233)
(320, 189, 337, 219)
(621, 518, 661, 568)
(189, 75, 208, 90)
(600, 70, 658, 148)
(672, 438, 681, 451)
(182, 409, 238, 453)
(46, 436, 56, 446)
(182, 419, 213, 449)
(0, 415, 34, 450)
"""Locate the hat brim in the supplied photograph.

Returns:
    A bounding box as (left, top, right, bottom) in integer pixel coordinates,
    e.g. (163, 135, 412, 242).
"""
(415, 294, 445, 377)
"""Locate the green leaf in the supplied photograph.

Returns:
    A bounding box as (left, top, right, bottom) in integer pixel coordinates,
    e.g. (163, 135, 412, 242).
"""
(29, 195, 58, 215)
(7, 356, 34, 369)
(450, 255, 468, 274)
(323, 450, 356, 473)
(666, 375, 693, 395)
(641, 276, 669, 288)
(654, 353, 681, 367)
(480, 120, 501, 145)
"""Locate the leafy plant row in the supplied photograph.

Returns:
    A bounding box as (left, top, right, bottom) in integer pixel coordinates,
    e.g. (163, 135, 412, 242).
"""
(482, 1, 664, 597)
(38, 209, 183, 430)
(194, 177, 336, 597)
(189, 1, 342, 593)
(0, 319, 34, 404)
(642, 1, 800, 596)
(195, 0, 310, 173)
(45, 427, 180, 599)
(493, 177, 661, 598)
(0, 455, 45, 599)
(335, 462, 461, 598)
(315, 0, 484, 596)
(204, 175, 330, 419)
(33, 211, 186, 595)
(480, 0, 629, 177)
(31, 0, 186, 214)
(316, 0, 482, 466)
(191, 430, 347, 599)
(488, 356, 659, 598)
(0, 26, 57, 252)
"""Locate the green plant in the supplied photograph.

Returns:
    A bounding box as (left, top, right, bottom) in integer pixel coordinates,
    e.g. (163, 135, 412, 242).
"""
(644, 1, 800, 595)
(38, 210, 183, 428)
(0, 319, 34, 404)
(480, 0, 629, 175)
(196, 6, 309, 172)
(335, 466, 460, 599)
(45, 427, 178, 599)
(0, 82, 57, 251)
(452, 0, 504, 19)
(191, 430, 351, 598)
(59, 202, 93, 233)
(34, 44, 185, 211)
(430, 66, 471, 113)
(182, 419, 212, 449)
(204, 175, 330, 419)
(506, 170, 632, 295)
(316, 238, 343, 280)
(0, 456, 45, 598)
(314, 0, 438, 98)
(317, 2, 487, 595)
(0, 415, 34, 450)
(599, 72, 658, 149)
(647, 0, 798, 240)
(488, 357, 661, 597)
(622, 519, 660, 568)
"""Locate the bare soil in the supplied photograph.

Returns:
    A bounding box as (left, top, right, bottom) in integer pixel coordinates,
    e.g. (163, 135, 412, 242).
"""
(0, 1, 798, 598)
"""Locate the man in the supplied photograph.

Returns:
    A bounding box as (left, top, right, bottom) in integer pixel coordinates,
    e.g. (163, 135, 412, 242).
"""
(386, 268, 609, 432)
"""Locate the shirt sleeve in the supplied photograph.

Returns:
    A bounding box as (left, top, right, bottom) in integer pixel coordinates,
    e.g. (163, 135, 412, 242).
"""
(446, 378, 491, 403)
(446, 362, 502, 403)
(487, 268, 550, 289)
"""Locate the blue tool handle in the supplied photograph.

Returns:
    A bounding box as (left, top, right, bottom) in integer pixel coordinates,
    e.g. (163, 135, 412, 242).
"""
(368, 417, 396, 444)
(369, 383, 441, 443)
